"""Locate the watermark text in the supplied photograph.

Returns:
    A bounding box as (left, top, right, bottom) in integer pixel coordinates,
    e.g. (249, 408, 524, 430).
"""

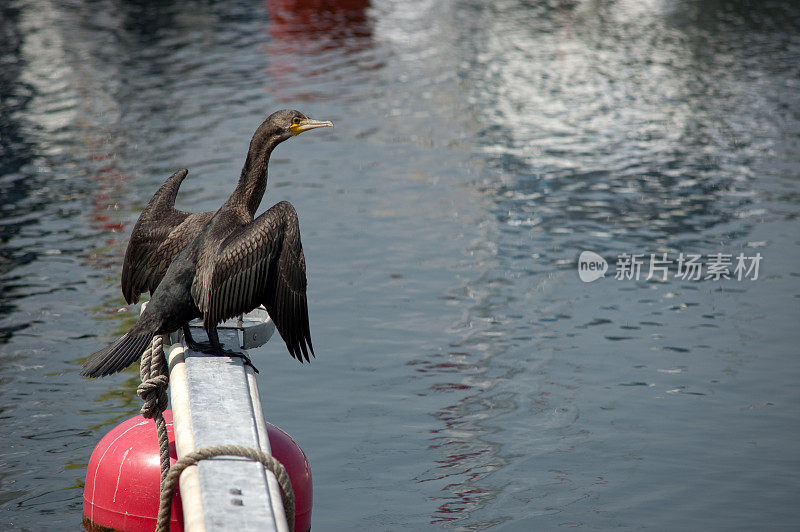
(578, 251, 762, 282)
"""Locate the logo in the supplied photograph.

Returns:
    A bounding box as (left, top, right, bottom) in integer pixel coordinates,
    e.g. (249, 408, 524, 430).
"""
(575, 251, 762, 282)
(578, 251, 608, 282)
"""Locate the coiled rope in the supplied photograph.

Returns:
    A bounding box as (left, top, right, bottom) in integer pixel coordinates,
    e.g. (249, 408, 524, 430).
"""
(159, 445, 295, 532)
(138, 335, 170, 491)
(138, 335, 295, 532)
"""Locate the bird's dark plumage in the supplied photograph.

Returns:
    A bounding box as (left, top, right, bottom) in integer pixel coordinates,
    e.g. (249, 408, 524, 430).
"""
(121, 168, 214, 305)
(192, 201, 313, 362)
(82, 109, 332, 377)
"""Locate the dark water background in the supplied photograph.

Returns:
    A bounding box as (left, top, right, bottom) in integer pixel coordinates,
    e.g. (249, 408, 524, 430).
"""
(2, 0, 799, 529)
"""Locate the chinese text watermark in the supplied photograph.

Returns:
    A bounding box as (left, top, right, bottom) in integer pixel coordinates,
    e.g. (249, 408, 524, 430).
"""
(578, 251, 762, 283)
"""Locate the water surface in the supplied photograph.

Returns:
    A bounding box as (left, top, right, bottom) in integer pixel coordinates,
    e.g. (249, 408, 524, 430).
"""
(1, 0, 799, 529)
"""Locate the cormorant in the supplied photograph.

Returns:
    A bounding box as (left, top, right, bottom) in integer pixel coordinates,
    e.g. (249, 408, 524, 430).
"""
(81, 109, 333, 378)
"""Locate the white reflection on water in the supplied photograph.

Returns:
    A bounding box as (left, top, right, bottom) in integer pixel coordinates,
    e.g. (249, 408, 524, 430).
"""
(369, 0, 800, 528)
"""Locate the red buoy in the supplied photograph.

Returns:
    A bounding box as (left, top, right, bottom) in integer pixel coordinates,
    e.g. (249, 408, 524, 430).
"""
(83, 411, 182, 531)
(265, 422, 313, 532)
(83, 412, 312, 531)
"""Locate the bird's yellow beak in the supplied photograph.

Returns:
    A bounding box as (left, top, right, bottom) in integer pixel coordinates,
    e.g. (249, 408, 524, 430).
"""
(290, 118, 334, 136)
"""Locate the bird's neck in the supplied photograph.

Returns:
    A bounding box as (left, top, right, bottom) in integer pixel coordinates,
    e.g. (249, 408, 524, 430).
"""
(227, 136, 280, 218)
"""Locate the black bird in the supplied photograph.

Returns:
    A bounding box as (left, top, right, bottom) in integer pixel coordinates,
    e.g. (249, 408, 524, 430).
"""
(81, 109, 333, 378)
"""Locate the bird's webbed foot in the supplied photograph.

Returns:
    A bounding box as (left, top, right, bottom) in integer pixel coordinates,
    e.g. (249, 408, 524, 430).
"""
(182, 325, 212, 352)
(182, 325, 259, 373)
(212, 349, 260, 374)
(188, 340, 260, 373)
(185, 338, 214, 352)
(205, 328, 259, 373)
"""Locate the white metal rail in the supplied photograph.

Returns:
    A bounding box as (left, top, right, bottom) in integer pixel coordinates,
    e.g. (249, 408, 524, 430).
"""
(166, 309, 287, 532)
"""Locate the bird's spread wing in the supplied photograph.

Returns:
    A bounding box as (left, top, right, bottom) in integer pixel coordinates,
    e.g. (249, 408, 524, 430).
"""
(191, 201, 314, 362)
(123, 211, 213, 304)
(121, 169, 212, 304)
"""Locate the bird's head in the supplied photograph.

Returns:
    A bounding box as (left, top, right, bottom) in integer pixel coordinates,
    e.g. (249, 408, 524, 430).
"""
(258, 109, 334, 144)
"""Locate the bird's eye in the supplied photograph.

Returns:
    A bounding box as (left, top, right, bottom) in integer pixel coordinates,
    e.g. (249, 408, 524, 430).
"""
(292, 117, 302, 125)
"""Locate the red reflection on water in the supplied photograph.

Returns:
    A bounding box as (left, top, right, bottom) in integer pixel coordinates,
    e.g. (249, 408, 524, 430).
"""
(406, 358, 471, 374)
(430, 382, 472, 392)
(89, 164, 129, 234)
(265, 0, 371, 49)
(408, 351, 498, 525)
(85, 153, 133, 274)
(263, 0, 372, 100)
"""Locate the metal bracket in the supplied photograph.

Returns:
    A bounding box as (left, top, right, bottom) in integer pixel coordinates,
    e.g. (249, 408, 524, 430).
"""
(167, 306, 275, 350)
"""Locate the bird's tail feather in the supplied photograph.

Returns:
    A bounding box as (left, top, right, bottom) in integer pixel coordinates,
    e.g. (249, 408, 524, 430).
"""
(81, 332, 155, 378)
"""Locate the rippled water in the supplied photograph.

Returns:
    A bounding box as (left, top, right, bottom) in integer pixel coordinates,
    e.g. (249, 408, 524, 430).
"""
(1, 0, 799, 529)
